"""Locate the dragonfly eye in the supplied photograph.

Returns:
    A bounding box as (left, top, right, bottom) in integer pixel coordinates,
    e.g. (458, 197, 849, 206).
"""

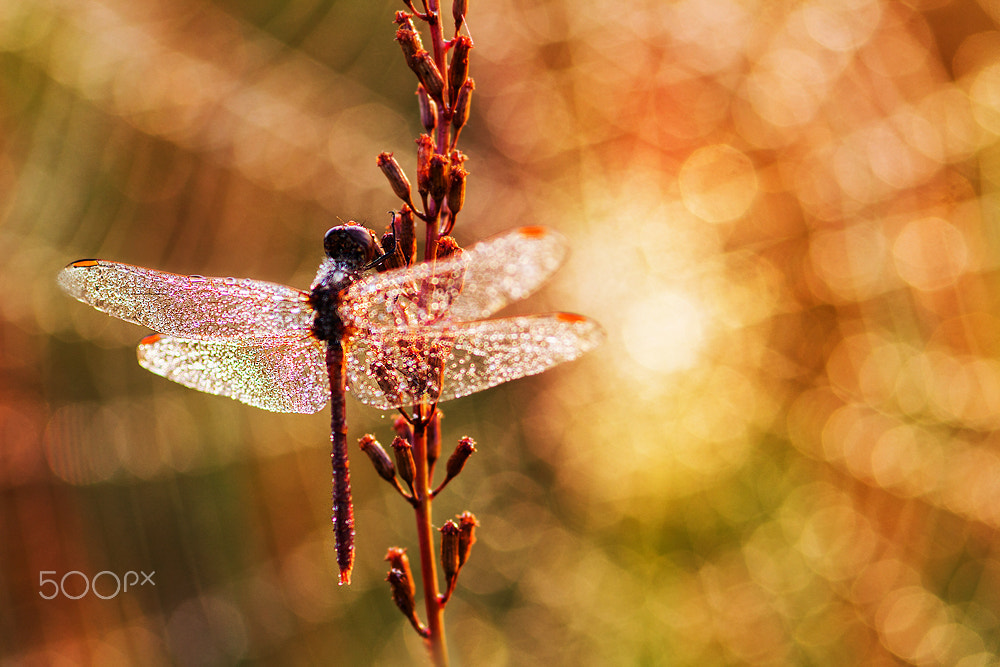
(324, 225, 380, 267)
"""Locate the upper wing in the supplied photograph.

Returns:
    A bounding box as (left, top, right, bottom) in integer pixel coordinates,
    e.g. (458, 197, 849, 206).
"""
(137, 334, 329, 414)
(341, 227, 568, 329)
(345, 313, 604, 410)
(58, 260, 312, 340)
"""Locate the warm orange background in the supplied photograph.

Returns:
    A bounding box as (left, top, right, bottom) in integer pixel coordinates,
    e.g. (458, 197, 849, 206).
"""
(3, 0, 1000, 663)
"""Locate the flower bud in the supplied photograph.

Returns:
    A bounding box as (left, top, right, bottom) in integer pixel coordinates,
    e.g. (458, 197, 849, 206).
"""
(445, 436, 476, 482)
(453, 0, 468, 32)
(391, 435, 416, 488)
(415, 134, 435, 196)
(394, 11, 419, 35)
(413, 52, 445, 102)
(395, 28, 423, 71)
(457, 511, 478, 566)
(371, 360, 403, 408)
(428, 153, 450, 204)
(387, 568, 425, 635)
(447, 165, 467, 216)
(440, 520, 461, 585)
(385, 547, 416, 599)
(437, 235, 460, 256)
(451, 78, 475, 133)
(395, 205, 417, 265)
(377, 152, 413, 205)
(359, 434, 396, 482)
(393, 414, 414, 444)
(417, 84, 437, 134)
(449, 36, 472, 106)
(423, 340, 446, 404)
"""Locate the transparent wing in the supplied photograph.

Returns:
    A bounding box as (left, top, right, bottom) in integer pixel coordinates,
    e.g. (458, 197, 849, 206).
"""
(342, 227, 568, 329)
(345, 313, 604, 410)
(58, 260, 313, 340)
(137, 334, 329, 414)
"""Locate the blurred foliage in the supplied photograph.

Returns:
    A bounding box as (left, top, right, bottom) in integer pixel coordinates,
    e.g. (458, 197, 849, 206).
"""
(3, 0, 1000, 664)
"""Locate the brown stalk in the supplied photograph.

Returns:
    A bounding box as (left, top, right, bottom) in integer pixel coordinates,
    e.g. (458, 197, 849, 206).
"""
(411, 407, 448, 665)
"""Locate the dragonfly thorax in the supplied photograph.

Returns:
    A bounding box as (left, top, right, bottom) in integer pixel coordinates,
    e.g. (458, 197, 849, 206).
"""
(309, 225, 381, 342)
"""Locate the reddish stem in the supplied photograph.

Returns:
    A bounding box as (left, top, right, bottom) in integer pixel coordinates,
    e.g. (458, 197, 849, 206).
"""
(413, 410, 448, 666)
(421, 0, 451, 259)
(424, 0, 452, 165)
(425, 0, 449, 119)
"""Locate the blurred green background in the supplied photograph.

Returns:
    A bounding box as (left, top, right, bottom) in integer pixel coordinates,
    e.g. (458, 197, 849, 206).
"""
(3, 0, 1000, 664)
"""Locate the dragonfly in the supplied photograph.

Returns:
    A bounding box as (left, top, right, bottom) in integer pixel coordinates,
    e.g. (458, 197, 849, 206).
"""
(57, 225, 603, 584)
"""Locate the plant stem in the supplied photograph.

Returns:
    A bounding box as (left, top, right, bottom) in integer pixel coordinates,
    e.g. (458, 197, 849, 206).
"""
(413, 413, 448, 666)
(424, 0, 451, 155)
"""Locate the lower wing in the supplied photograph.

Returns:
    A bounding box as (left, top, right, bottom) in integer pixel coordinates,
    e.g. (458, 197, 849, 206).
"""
(137, 334, 329, 414)
(345, 313, 604, 410)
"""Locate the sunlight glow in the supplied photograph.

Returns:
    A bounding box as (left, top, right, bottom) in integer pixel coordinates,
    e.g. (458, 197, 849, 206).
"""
(623, 290, 708, 374)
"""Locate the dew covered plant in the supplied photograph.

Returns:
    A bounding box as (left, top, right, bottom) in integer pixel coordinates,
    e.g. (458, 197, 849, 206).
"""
(347, 4, 593, 654)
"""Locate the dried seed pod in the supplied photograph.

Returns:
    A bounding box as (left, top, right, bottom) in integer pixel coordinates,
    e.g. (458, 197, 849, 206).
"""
(387, 568, 424, 635)
(371, 360, 403, 408)
(428, 153, 450, 205)
(424, 341, 447, 404)
(440, 520, 461, 585)
(449, 36, 472, 106)
(445, 436, 476, 482)
(393, 414, 414, 444)
(377, 152, 413, 205)
(395, 28, 423, 70)
(387, 568, 414, 614)
(417, 84, 437, 133)
(457, 511, 478, 566)
(413, 52, 445, 102)
(385, 547, 416, 599)
(415, 134, 435, 196)
(359, 434, 396, 482)
(391, 435, 416, 488)
(447, 165, 467, 216)
(394, 205, 417, 265)
(451, 78, 475, 133)
(434, 236, 461, 261)
(452, 0, 468, 32)
(394, 11, 419, 35)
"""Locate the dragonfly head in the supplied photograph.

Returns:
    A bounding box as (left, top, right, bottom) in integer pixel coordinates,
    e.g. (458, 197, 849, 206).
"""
(324, 224, 381, 271)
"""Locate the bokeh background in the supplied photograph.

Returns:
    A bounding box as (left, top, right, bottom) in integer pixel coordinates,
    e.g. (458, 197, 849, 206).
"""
(3, 0, 1000, 664)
